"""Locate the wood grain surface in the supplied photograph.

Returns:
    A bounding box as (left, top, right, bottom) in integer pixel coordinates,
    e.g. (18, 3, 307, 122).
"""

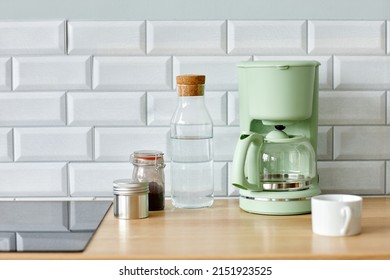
(2, 197, 390, 260)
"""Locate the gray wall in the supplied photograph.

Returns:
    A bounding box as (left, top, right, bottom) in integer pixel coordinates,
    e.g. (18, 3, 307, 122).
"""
(0, 0, 389, 20)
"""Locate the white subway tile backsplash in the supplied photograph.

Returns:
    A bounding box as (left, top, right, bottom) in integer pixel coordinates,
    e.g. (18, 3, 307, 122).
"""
(147, 91, 176, 126)
(387, 91, 390, 124)
(14, 127, 93, 161)
(317, 126, 333, 160)
(147, 21, 226, 55)
(173, 56, 251, 91)
(95, 127, 169, 161)
(319, 91, 385, 125)
(227, 91, 239, 126)
(308, 20, 386, 54)
(0, 57, 11, 90)
(386, 162, 390, 194)
(67, 91, 146, 126)
(214, 126, 240, 161)
(0, 92, 66, 126)
(69, 162, 131, 196)
(0, 19, 388, 199)
(254, 56, 333, 90)
(68, 21, 146, 55)
(93, 56, 172, 91)
(318, 161, 385, 194)
(13, 56, 92, 91)
(0, 21, 65, 55)
(214, 162, 228, 196)
(334, 126, 390, 160)
(388, 21, 390, 54)
(206, 91, 228, 126)
(228, 20, 307, 55)
(227, 162, 239, 197)
(334, 56, 390, 90)
(0, 128, 13, 161)
(0, 163, 68, 196)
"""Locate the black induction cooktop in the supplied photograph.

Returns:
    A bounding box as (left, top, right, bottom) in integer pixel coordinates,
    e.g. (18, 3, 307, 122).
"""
(0, 200, 112, 252)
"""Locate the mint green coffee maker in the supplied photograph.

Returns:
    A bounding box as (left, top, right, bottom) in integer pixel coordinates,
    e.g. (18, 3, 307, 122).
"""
(232, 61, 321, 215)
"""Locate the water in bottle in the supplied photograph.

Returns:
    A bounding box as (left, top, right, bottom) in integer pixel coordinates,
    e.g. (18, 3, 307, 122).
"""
(170, 75, 214, 208)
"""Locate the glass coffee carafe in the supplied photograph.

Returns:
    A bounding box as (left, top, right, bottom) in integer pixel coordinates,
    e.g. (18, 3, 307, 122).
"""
(259, 135, 316, 191)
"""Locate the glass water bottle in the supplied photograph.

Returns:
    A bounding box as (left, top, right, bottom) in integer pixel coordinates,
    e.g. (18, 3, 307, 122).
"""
(170, 74, 214, 208)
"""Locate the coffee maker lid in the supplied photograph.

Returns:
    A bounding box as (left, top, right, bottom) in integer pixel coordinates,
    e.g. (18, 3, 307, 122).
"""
(238, 60, 320, 68)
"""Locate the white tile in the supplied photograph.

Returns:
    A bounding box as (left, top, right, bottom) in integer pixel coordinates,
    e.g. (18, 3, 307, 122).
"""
(334, 56, 390, 90)
(13, 56, 91, 91)
(69, 162, 131, 196)
(213, 162, 228, 196)
(147, 91, 227, 126)
(319, 91, 385, 125)
(68, 21, 145, 55)
(334, 126, 390, 160)
(0, 57, 11, 90)
(147, 91, 176, 126)
(228, 20, 307, 55)
(0, 162, 67, 196)
(317, 126, 332, 160)
(227, 162, 240, 197)
(67, 91, 146, 126)
(0, 21, 65, 55)
(387, 91, 390, 124)
(93, 56, 172, 91)
(308, 20, 385, 54)
(386, 162, 390, 194)
(318, 161, 384, 195)
(14, 127, 92, 161)
(147, 20, 226, 55)
(388, 21, 390, 54)
(227, 91, 239, 125)
(0, 92, 66, 126)
(173, 56, 251, 91)
(253, 56, 333, 90)
(214, 126, 240, 161)
(0, 128, 13, 161)
(206, 91, 227, 126)
(95, 127, 170, 161)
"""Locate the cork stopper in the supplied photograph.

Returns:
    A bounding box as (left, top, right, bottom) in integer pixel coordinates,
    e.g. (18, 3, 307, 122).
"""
(176, 74, 205, 96)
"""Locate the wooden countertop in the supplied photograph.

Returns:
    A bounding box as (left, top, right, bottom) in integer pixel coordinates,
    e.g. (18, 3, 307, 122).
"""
(2, 197, 390, 260)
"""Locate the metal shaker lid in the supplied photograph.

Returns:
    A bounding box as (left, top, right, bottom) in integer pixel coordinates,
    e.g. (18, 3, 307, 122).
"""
(113, 179, 149, 195)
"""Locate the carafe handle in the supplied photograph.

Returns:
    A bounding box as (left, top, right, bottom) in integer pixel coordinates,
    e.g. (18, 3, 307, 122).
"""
(232, 132, 263, 191)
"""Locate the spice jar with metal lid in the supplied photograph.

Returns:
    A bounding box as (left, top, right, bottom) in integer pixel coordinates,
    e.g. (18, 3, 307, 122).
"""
(131, 150, 165, 211)
(113, 179, 149, 219)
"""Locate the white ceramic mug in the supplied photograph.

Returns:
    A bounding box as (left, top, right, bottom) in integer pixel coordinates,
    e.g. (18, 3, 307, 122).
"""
(311, 194, 362, 237)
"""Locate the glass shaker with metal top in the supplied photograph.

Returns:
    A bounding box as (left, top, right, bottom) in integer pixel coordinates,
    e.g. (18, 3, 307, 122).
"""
(131, 150, 165, 211)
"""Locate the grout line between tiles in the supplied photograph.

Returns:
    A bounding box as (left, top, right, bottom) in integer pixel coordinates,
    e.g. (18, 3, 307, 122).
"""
(64, 20, 68, 55)
(144, 20, 148, 55)
(305, 20, 309, 55)
(10, 56, 13, 91)
(66, 162, 70, 197)
(225, 20, 229, 55)
(144, 91, 149, 126)
(11, 128, 15, 162)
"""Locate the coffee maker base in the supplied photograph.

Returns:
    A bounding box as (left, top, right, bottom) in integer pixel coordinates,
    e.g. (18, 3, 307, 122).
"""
(239, 186, 321, 215)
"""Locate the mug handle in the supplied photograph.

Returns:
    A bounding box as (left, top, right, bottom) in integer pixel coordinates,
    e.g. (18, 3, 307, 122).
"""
(340, 206, 352, 235)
